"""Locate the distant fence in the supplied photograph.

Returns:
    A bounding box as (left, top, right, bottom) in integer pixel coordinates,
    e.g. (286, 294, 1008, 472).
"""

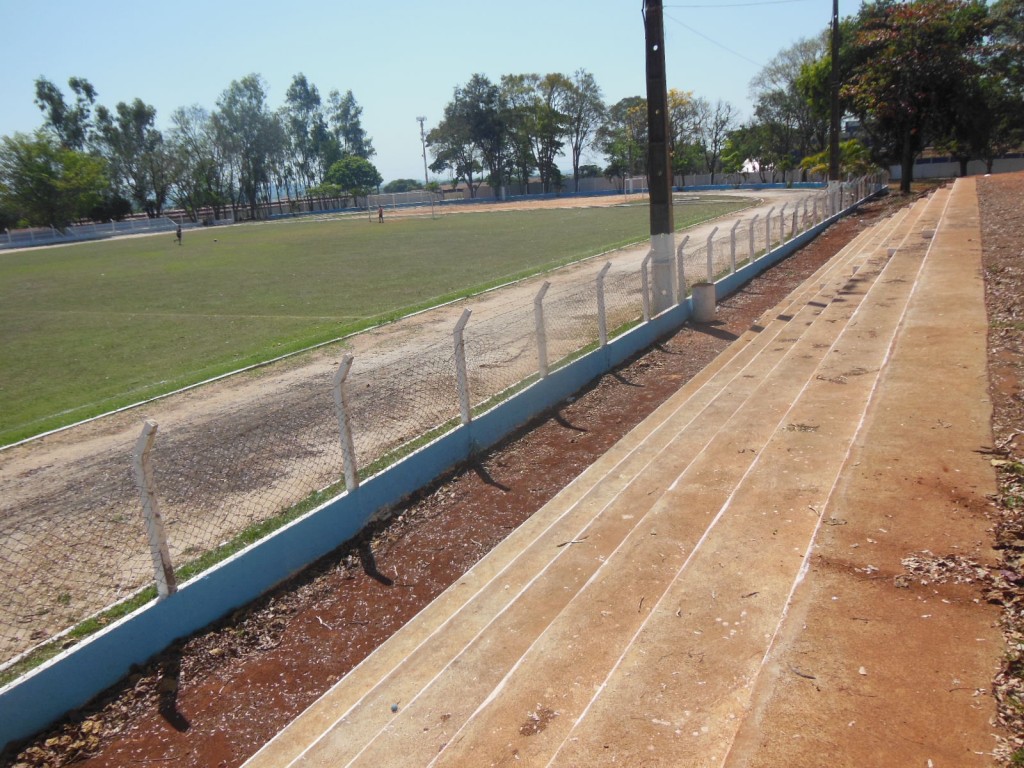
(0, 216, 189, 250)
(0, 177, 883, 679)
(889, 155, 1024, 181)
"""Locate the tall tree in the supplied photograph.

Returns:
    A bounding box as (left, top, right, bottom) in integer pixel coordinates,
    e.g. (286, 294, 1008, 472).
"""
(749, 36, 829, 177)
(95, 98, 169, 215)
(0, 131, 107, 227)
(667, 88, 703, 177)
(282, 74, 333, 193)
(426, 99, 482, 197)
(841, 0, 989, 192)
(562, 69, 605, 192)
(693, 97, 739, 182)
(597, 96, 648, 182)
(500, 73, 539, 191)
(213, 74, 285, 219)
(327, 90, 374, 159)
(167, 105, 231, 222)
(33, 76, 97, 151)
(530, 73, 570, 192)
(461, 74, 511, 195)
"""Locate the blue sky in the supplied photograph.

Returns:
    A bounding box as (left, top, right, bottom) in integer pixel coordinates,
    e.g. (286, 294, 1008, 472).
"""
(0, 0, 860, 183)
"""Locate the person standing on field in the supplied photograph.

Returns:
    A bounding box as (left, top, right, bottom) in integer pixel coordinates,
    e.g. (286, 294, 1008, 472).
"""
(378, 205, 384, 224)
(176, 224, 182, 245)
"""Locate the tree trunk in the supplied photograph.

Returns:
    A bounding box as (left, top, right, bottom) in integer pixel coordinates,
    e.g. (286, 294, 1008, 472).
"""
(900, 130, 914, 194)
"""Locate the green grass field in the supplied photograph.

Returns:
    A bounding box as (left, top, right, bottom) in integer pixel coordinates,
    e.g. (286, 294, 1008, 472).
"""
(0, 197, 750, 445)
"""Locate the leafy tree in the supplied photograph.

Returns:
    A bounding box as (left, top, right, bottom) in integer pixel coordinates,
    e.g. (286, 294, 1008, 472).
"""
(459, 74, 512, 194)
(95, 98, 170, 216)
(426, 102, 482, 197)
(693, 97, 739, 182)
(321, 155, 382, 200)
(500, 73, 570, 193)
(167, 105, 232, 222)
(327, 89, 374, 159)
(282, 74, 334, 194)
(841, 0, 990, 192)
(382, 178, 423, 193)
(562, 69, 605, 192)
(33, 76, 97, 151)
(500, 73, 539, 191)
(597, 96, 647, 182)
(799, 138, 878, 177)
(749, 36, 828, 175)
(429, 75, 510, 196)
(667, 89, 704, 177)
(213, 74, 286, 219)
(0, 131, 107, 227)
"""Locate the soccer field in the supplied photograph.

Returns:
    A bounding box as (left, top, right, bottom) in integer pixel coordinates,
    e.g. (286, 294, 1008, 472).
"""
(0, 197, 749, 445)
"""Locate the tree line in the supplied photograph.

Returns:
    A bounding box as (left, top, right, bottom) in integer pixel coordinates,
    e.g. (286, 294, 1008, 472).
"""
(0, 73, 377, 229)
(1, 0, 1021, 229)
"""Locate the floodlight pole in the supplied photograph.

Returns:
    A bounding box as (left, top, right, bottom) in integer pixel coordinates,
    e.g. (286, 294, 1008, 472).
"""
(644, 0, 675, 315)
(417, 116, 429, 188)
(828, 0, 842, 181)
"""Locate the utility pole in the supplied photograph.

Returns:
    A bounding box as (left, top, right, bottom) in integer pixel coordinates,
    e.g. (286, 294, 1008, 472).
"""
(417, 116, 429, 188)
(644, 0, 676, 314)
(828, 0, 842, 181)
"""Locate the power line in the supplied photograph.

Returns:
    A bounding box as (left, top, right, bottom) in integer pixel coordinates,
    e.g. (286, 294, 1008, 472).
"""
(666, 0, 813, 7)
(663, 12, 763, 67)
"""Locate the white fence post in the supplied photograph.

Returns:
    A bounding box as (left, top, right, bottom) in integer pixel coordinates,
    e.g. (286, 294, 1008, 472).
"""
(453, 309, 472, 424)
(705, 226, 719, 283)
(729, 220, 740, 273)
(133, 420, 177, 599)
(640, 251, 653, 322)
(792, 208, 799, 241)
(778, 203, 788, 244)
(534, 281, 551, 377)
(675, 235, 689, 301)
(333, 355, 360, 490)
(749, 214, 759, 261)
(764, 207, 774, 252)
(597, 262, 612, 347)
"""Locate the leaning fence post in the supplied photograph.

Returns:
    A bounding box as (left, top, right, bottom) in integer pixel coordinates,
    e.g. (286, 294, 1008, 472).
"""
(333, 355, 360, 490)
(534, 281, 551, 377)
(764, 207, 775, 252)
(675, 235, 689, 301)
(778, 203, 788, 244)
(133, 420, 177, 598)
(596, 262, 612, 347)
(705, 226, 719, 283)
(749, 214, 759, 260)
(792, 208, 799, 241)
(453, 308, 472, 424)
(729, 220, 740, 273)
(640, 251, 653, 322)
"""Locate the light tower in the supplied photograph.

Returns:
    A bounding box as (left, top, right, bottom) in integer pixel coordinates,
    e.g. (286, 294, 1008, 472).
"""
(417, 116, 429, 188)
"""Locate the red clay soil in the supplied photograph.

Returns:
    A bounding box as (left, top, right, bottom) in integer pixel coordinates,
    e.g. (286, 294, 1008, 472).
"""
(11, 183, 1017, 768)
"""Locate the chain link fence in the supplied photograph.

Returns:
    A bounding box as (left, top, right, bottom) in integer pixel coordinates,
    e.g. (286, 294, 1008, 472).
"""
(0, 178, 882, 677)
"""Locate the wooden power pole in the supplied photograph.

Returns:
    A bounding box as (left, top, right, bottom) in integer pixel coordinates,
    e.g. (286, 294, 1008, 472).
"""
(828, 0, 842, 181)
(644, 0, 676, 314)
